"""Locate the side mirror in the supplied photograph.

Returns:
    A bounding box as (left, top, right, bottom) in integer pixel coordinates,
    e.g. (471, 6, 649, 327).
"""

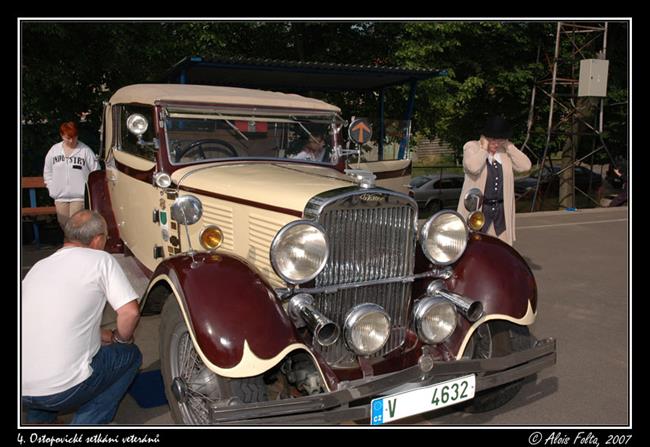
(463, 188, 483, 212)
(171, 195, 203, 225)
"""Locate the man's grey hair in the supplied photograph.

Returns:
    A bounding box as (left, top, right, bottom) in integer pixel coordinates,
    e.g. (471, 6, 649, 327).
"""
(63, 210, 107, 245)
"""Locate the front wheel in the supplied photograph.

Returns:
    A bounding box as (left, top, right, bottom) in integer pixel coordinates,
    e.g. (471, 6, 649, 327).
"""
(462, 321, 536, 413)
(159, 296, 267, 424)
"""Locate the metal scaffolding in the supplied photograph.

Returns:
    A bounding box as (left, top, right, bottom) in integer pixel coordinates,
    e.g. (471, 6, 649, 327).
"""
(521, 21, 616, 211)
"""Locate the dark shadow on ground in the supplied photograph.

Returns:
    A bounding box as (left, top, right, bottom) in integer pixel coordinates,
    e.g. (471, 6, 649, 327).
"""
(523, 256, 543, 271)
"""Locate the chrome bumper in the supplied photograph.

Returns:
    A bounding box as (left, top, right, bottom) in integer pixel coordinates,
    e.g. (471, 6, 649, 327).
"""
(207, 337, 557, 425)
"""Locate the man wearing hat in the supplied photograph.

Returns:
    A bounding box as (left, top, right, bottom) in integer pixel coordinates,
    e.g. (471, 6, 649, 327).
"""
(457, 116, 532, 245)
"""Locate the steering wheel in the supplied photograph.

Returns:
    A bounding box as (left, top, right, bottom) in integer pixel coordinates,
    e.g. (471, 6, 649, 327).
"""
(174, 139, 238, 162)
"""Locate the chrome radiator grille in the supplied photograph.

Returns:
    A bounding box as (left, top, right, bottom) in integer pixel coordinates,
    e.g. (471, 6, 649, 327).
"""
(307, 192, 417, 366)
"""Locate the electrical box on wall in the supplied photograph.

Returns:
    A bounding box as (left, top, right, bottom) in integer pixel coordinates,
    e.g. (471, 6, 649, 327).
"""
(578, 59, 609, 97)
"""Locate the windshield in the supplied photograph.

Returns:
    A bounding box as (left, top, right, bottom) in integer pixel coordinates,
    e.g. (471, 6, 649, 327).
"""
(164, 108, 341, 165)
(410, 176, 431, 188)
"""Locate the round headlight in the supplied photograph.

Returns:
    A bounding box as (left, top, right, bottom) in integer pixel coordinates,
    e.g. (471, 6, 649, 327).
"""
(344, 304, 391, 356)
(413, 297, 458, 344)
(270, 221, 328, 284)
(419, 211, 469, 265)
(126, 113, 149, 136)
(153, 172, 172, 188)
(200, 225, 224, 250)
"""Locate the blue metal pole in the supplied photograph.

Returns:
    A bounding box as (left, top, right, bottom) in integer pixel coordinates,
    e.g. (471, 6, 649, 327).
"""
(398, 80, 417, 159)
(29, 188, 40, 248)
(379, 88, 385, 161)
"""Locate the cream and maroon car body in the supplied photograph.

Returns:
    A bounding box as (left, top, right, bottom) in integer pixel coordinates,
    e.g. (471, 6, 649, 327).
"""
(87, 83, 556, 425)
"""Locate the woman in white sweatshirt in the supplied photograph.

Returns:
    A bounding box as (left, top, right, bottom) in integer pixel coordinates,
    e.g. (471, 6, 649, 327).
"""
(43, 122, 100, 228)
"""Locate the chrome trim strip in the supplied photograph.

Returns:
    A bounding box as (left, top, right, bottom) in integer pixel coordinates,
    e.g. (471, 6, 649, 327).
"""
(276, 270, 449, 300)
(303, 186, 418, 220)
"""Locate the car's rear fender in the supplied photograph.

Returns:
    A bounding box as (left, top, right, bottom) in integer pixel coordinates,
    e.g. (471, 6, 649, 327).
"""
(86, 170, 123, 253)
(141, 252, 306, 378)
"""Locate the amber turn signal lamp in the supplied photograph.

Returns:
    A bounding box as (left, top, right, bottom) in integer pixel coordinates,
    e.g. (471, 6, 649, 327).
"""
(467, 211, 485, 231)
(199, 225, 224, 250)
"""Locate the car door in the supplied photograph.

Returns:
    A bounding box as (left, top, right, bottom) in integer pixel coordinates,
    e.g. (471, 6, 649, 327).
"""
(450, 177, 464, 208)
(106, 104, 165, 272)
(437, 178, 457, 208)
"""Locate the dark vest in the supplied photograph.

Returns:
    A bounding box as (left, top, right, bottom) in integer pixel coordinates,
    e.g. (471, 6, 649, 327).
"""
(483, 158, 506, 236)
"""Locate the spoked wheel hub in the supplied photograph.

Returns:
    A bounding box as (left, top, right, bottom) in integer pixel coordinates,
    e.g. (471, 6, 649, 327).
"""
(171, 377, 189, 404)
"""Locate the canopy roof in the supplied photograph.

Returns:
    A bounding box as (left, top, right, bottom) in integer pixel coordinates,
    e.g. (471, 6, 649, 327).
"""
(164, 56, 444, 92)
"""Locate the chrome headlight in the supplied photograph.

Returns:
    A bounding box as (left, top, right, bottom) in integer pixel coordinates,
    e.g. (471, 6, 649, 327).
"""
(344, 304, 391, 356)
(419, 211, 469, 265)
(270, 220, 329, 284)
(413, 297, 457, 344)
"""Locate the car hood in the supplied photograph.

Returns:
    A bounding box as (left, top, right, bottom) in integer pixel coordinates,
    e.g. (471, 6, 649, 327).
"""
(171, 162, 356, 214)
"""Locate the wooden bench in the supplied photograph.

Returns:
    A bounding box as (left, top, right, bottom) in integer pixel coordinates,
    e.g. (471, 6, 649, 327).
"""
(21, 176, 57, 247)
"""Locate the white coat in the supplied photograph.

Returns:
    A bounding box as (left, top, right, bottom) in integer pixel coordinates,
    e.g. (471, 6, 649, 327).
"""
(456, 137, 531, 245)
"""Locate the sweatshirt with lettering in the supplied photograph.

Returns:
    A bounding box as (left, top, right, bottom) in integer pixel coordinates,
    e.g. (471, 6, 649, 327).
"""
(43, 141, 100, 202)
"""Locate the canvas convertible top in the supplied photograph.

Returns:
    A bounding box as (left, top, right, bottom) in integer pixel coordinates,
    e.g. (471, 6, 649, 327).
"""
(109, 83, 341, 112)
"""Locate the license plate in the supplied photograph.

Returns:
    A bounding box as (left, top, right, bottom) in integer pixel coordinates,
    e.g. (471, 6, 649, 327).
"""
(370, 374, 476, 425)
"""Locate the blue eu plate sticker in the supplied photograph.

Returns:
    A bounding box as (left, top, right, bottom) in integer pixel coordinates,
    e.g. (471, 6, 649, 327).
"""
(371, 399, 384, 425)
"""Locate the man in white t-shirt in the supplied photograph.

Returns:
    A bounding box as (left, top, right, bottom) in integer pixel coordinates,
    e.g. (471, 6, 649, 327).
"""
(21, 210, 142, 425)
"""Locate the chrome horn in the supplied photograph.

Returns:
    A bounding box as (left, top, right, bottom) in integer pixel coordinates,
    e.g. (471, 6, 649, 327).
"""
(288, 294, 340, 346)
(427, 280, 484, 322)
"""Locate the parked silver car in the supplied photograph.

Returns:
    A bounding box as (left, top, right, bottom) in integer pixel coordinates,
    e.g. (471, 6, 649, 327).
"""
(409, 173, 465, 213)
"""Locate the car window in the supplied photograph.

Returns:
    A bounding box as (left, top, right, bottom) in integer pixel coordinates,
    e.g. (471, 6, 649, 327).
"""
(451, 178, 464, 188)
(118, 105, 157, 161)
(164, 109, 341, 165)
(410, 177, 431, 188)
(438, 179, 455, 189)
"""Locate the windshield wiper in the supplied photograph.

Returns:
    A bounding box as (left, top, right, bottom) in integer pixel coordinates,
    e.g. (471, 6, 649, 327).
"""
(291, 116, 326, 144)
(222, 117, 249, 141)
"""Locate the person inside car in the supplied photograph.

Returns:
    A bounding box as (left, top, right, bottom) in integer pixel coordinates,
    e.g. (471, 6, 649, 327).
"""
(291, 131, 328, 162)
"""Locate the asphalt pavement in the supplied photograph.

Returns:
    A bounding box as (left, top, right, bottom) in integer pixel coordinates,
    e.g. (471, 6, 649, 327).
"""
(19, 206, 630, 427)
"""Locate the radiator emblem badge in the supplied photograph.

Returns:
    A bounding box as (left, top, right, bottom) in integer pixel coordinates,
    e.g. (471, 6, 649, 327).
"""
(360, 193, 386, 203)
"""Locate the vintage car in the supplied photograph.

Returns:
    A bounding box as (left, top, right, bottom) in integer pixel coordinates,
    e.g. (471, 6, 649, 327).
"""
(87, 83, 556, 425)
(409, 173, 465, 214)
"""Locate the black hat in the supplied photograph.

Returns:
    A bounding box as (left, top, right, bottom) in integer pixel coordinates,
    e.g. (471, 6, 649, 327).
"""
(481, 116, 512, 139)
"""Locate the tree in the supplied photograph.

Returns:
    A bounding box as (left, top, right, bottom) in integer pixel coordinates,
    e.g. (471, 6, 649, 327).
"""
(21, 20, 628, 181)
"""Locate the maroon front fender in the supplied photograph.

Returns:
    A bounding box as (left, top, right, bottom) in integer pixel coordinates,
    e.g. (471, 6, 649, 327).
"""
(446, 233, 538, 317)
(439, 233, 538, 357)
(150, 253, 301, 370)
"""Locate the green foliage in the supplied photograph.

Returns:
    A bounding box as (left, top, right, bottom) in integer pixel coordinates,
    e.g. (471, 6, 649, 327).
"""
(21, 21, 629, 175)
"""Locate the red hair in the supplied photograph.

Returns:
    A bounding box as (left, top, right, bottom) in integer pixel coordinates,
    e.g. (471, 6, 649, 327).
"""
(59, 121, 78, 138)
